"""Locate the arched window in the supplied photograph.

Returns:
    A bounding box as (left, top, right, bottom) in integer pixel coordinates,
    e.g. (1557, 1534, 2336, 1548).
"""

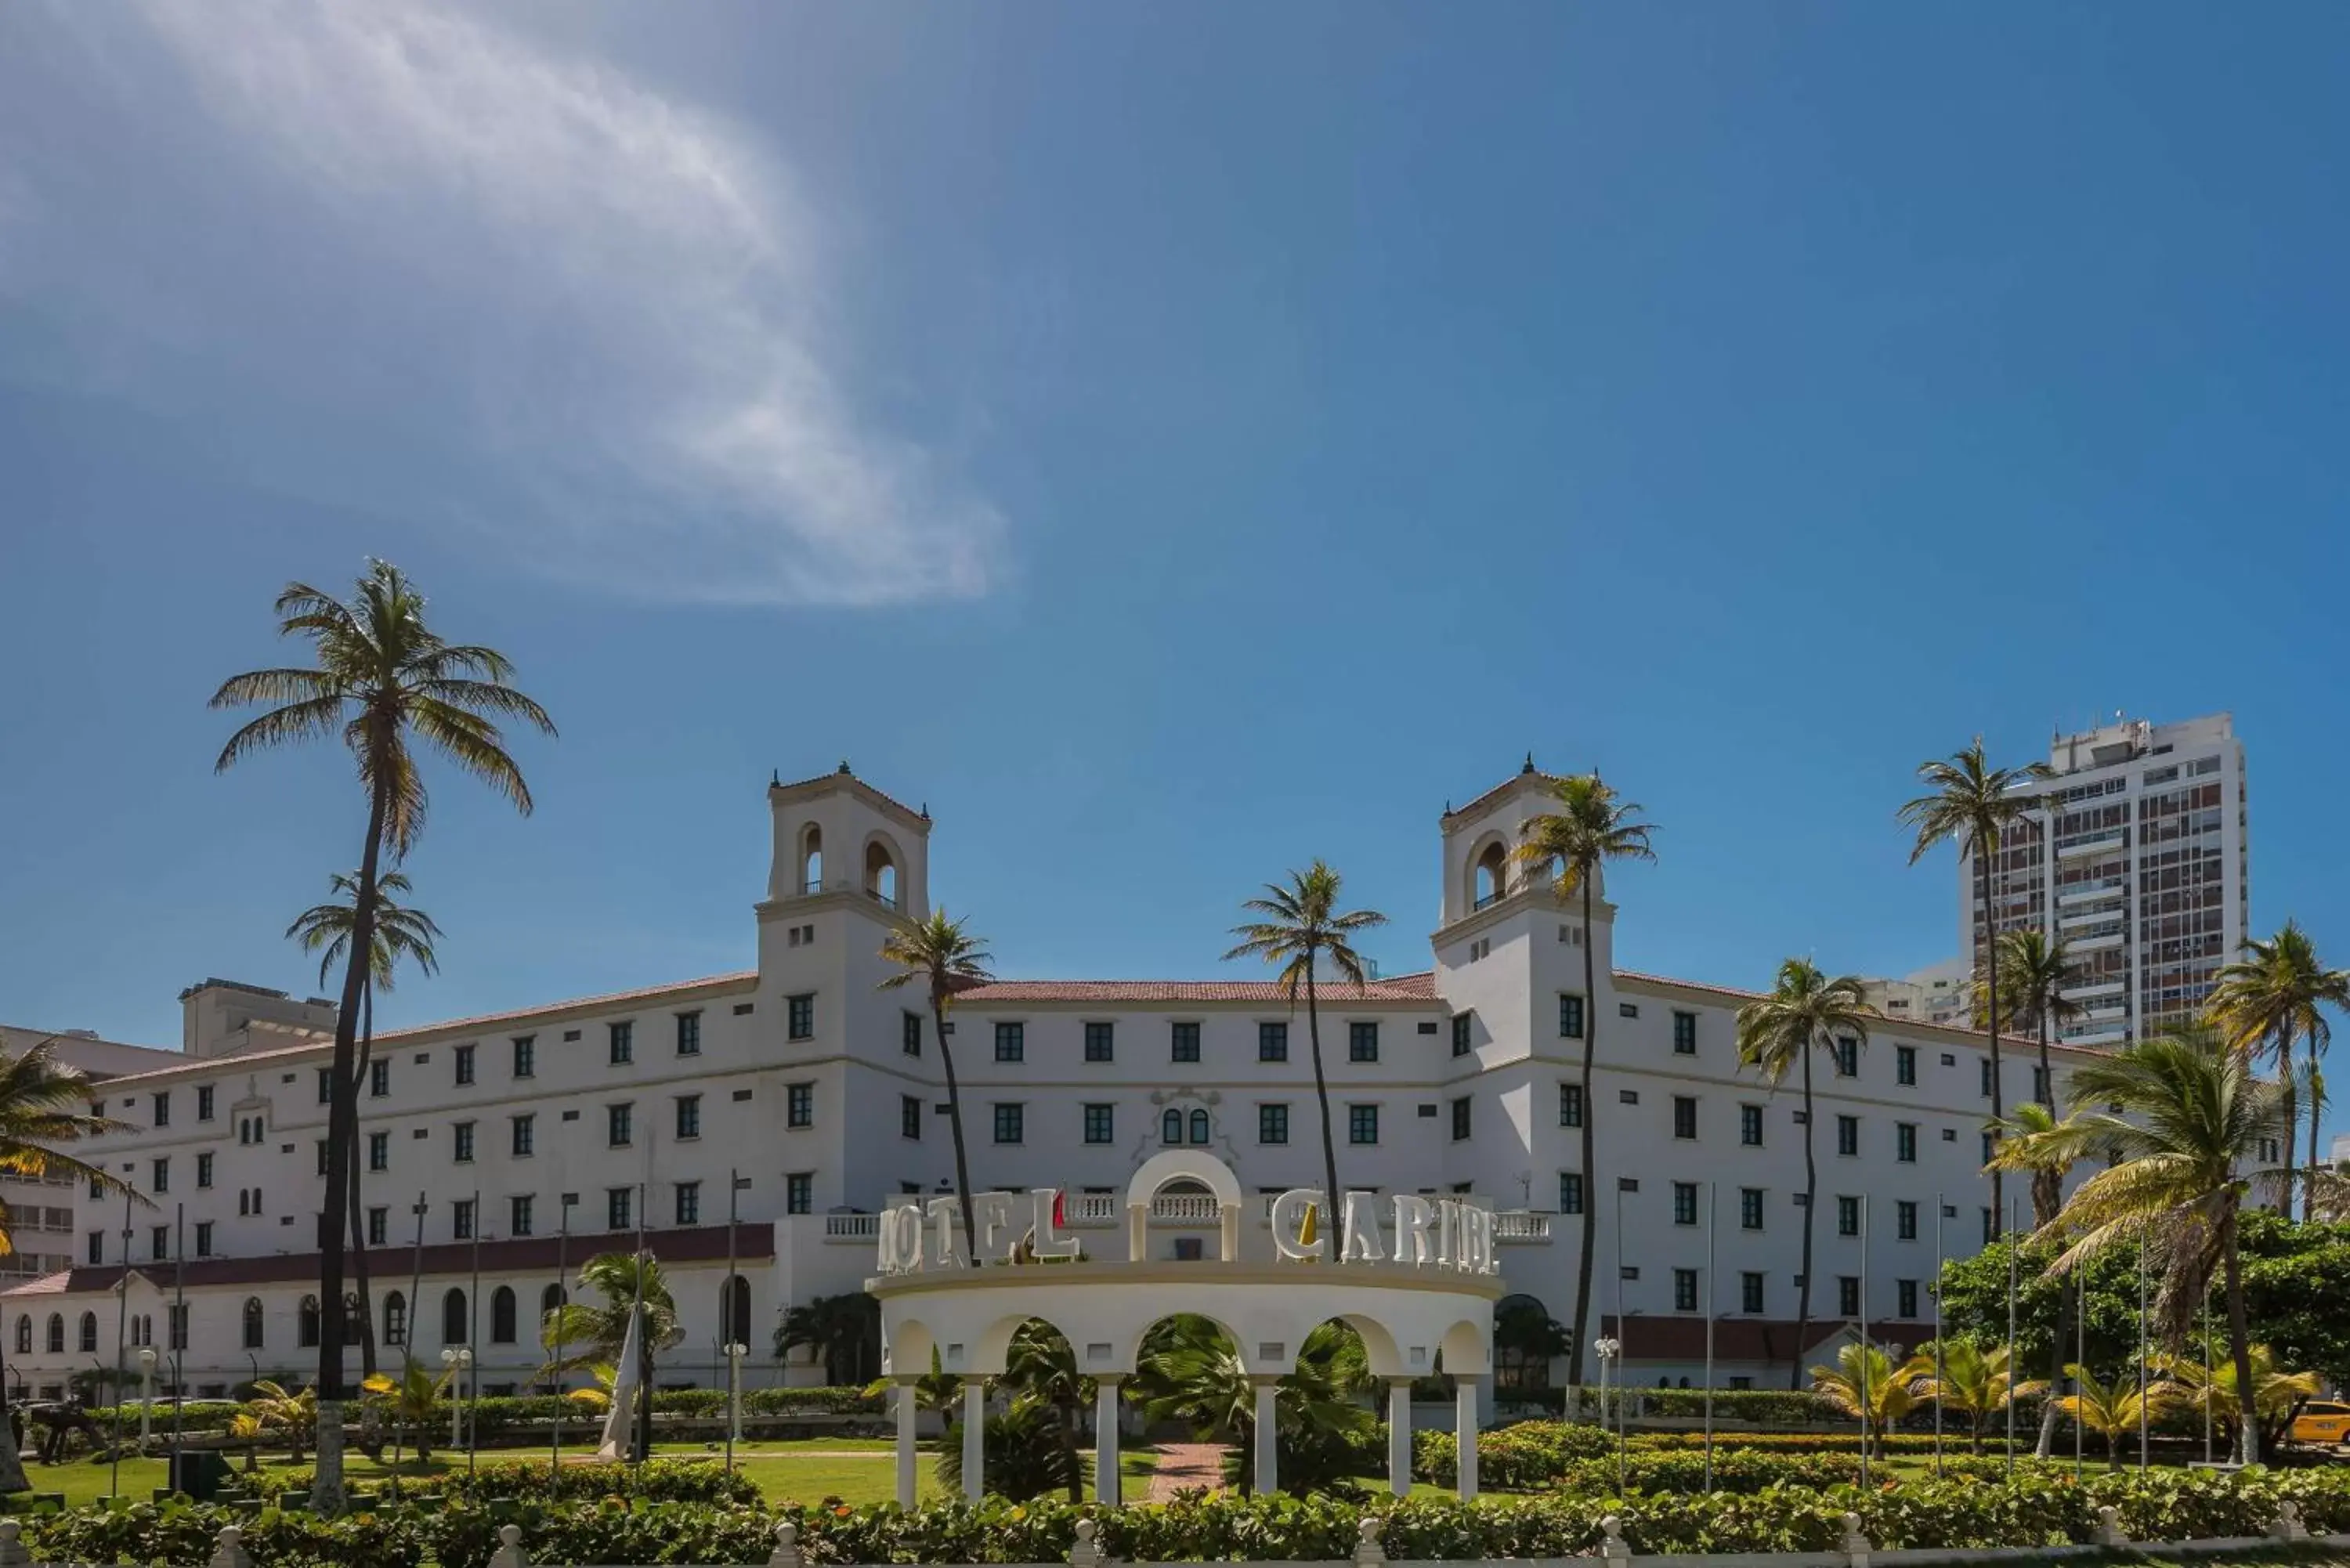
(490, 1287, 516, 1345)
(718, 1276, 750, 1344)
(241, 1298, 264, 1350)
(12, 1317, 27, 1357)
(1473, 841, 1509, 909)
(799, 825, 822, 892)
(298, 1295, 321, 1348)
(383, 1292, 407, 1347)
(442, 1288, 468, 1346)
(541, 1283, 566, 1318)
(1161, 1109, 1183, 1146)
(865, 840, 898, 909)
(45, 1315, 63, 1355)
(77, 1312, 97, 1354)
(1188, 1108, 1210, 1145)
(346, 1293, 368, 1339)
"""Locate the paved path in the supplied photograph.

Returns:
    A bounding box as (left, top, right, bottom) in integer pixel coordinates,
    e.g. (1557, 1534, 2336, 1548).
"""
(1145, 1441, 1227, 1500)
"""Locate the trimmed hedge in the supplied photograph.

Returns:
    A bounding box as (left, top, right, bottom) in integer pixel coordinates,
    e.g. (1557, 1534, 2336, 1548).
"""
(1410, 1423, 2025, 1493)
(73, 1386, 885, 1447)
(1629, 1429, 2019, 1454)
(248, 1458, 761, 1508)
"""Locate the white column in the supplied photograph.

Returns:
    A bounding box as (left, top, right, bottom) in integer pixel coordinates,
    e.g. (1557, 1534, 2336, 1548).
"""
(893, 1380, 920, 1509)
(961, 1378, 987, 1501)
(1455, 1375, 1480, 1501)
(1386, 1379, 1413, 1498)
(1252, 1377, 1281, 1496)
(1094, 1376, 1122, 1506)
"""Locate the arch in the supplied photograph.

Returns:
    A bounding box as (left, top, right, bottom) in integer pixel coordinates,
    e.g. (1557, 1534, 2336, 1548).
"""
(1468, 835, 1511, 912)
(1492, 1293, 1561, 1393)
(540, 1283, 566, 1334)
(862, 833, 902, 909)
(883, 1316, 935, 1378)
(11, 1317, 27, 1357)
(298, 1294, 321, 1349)
(798, 824, 822, 893)
(442, 1288, 468, 1346)
(383, 1291, 407, 1347)
(1160, 1108, 1183, 1146)
(718, 1275, 751, 1346)
(240, 1298, 263, 1351)
(77, 1311, 97, 1354)
(43, 1314, 61, 1356)
(1437, 1316, 1491, 1377)
(490, 1286, 517, 1345)
(1188, 1107, 1210, 1145)
(1124, 1148, 1244, 1262)
(1332, 1313, 1405, 1380)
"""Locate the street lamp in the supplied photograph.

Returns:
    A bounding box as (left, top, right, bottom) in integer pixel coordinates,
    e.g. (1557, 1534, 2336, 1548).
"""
(137, 1347, 157, 1448)
(1593, 1337, 1623, 1493)
(723, 1343, 749, 1467)
(440, 1348, 473, 1451)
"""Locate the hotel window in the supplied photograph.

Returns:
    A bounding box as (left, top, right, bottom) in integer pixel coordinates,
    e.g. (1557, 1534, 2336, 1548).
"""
(676, 1011, 701, 1057)
(675, 1094, 702, 1140)
(1672, 1181, 1697, 1226)
(1558, 994, 1585, 1040)
(1672, 1096, 1697, 1140)
(901, 1095, 923, 1140)
(674, 1181, 700, 1227)
(196, 1152, 213, 1189)
(1674, 1268, 1699, 1312)
(1450, 1097, 1471, 1141)
(453, 1122, 475, 1163)
(1349, 1104, 1379, 1145)
(1451, 1013, 1473, 1056)
(86, 1232, 103, 1266)
(510, 1195, 533, 1237)
(1741, 1272, 1766, 1313)
(1896, 1122, 1917, 1163)
(786, 1083, 813, 1129)
(152, 1092, 170, 1128)
(1895, 1046, 1916, 1086)
(1259, 1022, 1288, 1063)
(1560, 1082, 1584, 1128)
(512, 1115, 534, 1158)
(451, 1046, 472, 1088)
(1084, 1022, 1115, 1063)
(995, 1022, 1025, 1063)
(1740, 1187, 1763, 1230)
(993, 1103, 1025, 1144)
(1897, 1278, 1919, 1319)
(151, 1157, 169, 1194)
(1258, 1104, 1289, 1145)
(2032, 1065, 2050, 1104)
(902, 1013, 922, 1056)
(369, 1130, 389, 1172)
(1979, 1059, 1994, 1097)
(607, 1187, 633, 1230)
(1672, 1011, 1697, 1054)
(1739, 1104, 1762, 1147)
(1188, 1107, 1209, 1143)
(1896, 1200, 1918, 1240)
(1981, 1130, 1996, 1167)
(1349, 1021, 1379, 1063)
(787, 995, 815, 1041)
(197, 1220, 216, 1256)
(314, 1141, 327, 1176)
(609, 1021, 634, 1064)
(1837, 1195, 1860, 1237)
(197, 1086, 214, 1122)
(454, 1198, 476, 1241)
(1838, 1276, 1860, 1317)
(1083, 1104, 1115, 1144)
(512, 1035, 536, 1078)
(317, 1068, 332, 1104)
(1162, 1108, 1183, 1144)
(1832, 1037, 1859, 1077)
(1836, 1115, 1859, 1157)
(785, 1173, 812, 1215)
(151, 1224, 168, 1261)
(607, 1103, 633, 1147)
(1171, 1022, 1201, 1063)
(1559, 1172, 1584, 1215)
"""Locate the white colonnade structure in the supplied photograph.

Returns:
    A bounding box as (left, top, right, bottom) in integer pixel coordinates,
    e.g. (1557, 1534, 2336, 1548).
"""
(869, 1151, 1506, 1506)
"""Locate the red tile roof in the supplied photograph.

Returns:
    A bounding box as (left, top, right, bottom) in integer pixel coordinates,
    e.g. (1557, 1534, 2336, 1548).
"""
(954, 972, 1437, 1005)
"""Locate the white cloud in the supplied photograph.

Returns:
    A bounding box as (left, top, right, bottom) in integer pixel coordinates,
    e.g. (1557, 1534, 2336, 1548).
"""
(5, 0, 1002, 605)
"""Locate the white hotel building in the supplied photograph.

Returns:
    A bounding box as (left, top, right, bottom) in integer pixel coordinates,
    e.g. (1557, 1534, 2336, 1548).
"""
(3, 764, 2106, 1404)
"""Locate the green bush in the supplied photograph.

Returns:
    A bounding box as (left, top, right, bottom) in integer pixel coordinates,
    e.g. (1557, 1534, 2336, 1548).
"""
(252, 1458, 761, 1508)
(29, 1497, 428, 1568)
(938, 1401, 1076, 1502)
(1629, 1429, 2019, 1454)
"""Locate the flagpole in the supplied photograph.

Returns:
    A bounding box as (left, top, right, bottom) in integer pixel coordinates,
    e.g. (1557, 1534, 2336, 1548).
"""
(1932, 1190, 1944, 1480)
(171, 1204, 185, 1479)
(2136, 1241, 2149, 1473)
(1702, 1180, 1716, 1494)
(632, 1179, 649, 1467)
(392, 1190, 425, 1494)
(1859, 1193, 1870, 1490)
(2073, 1263, 2084, 1479)
(2005, 1198, 2018, 1479)
(468, 1188, 482, 1476)
(553, 1198, 573, 1472)
(110, 1187, 130, 1501)
(725, 1168, 739, 1476)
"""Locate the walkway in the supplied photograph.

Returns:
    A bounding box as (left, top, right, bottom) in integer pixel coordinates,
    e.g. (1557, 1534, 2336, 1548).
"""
(1145, 1441, 1227, 1500)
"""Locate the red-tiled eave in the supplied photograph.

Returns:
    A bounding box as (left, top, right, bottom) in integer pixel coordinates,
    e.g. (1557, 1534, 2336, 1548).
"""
(949, 973, 1438, 1005)
(1597, 1313, 1901, 1362)
(3, 1223, 774, 1298)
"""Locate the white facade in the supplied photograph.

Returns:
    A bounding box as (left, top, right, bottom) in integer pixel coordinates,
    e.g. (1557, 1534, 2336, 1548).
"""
(1959, 713, 2250, 1048)
(4, 763, 2106, 1400)
(0, 1027, 181, 1290)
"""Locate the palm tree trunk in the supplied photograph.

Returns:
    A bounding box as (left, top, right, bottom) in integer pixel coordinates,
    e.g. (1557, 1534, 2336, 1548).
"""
(933, 995, 979, 1265)
(2221, 1205, 2259, 1464)
(1304, 953, 1341, 1244)
(348, 983, 378, 1382)
(2276, 1026, 2299, 1222)
(1060, 1396, 1081, 1504)
(1791, 1046, 1816, 1392)
(2305, 1030, 2323, 1225)
(2035, 1010, 2063, 1460)
(1566, 875, 1600, 1393)
(1983, 858, 2004, 1235)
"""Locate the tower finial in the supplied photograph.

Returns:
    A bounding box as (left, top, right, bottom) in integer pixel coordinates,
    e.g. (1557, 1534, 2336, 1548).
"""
(920, 802, 930, 820)
(1522, 751, 1536, 775)
(771, 769, 779, 787)
(838, 758, 852, 775)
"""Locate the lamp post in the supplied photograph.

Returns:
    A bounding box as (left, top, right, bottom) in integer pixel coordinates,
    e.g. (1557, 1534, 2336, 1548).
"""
(441, 1348, 472, 1452)
(723, 1343, 748, 1469)
(137, 1347, 157, 1448)
(1594, 1337, 1622, 1494)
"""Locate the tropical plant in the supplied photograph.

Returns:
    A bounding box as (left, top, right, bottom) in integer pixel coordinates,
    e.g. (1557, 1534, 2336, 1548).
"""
(1735, 958, 1877, 1388)
(541, 1252, 682, 1461)
(1129, 1314, 1375, 1496)
(2029, 1027, 2290, 1461)
(2052, 1362, 2178, 1467)
(1223, 862, 1388, 1241)
(0, 1038, 139, 1492)
(360, 1360, 456, 1462)
(1512, 771, 1657, 1389)
(935, 1396, 1076, 1502)
(1002, 1319, 1086, 1502)
(553, 1363, 622, 1414)
(288, 869, 441, 1381)
(2157, 1339, 2322, 1457)
(1904, 1339, 2042, 1453)
(775, 1292, 881, 1387)
(1984, 1099, 2098, 1456)
(877, 911, 994, 1263)
(234, 1379, 320, 1465)
(2207, 920, 2349, 1222)
(1900, 740, 2055, 1233)
(1992, 929, 2083, 1116)
(1807, 1343, 1920, 1454)
(211, 557, 555, 1498)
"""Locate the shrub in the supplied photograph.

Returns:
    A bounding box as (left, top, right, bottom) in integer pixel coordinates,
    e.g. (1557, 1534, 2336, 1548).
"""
(29, 1497, 428, 1568)
(938, 1400, 1076, 1502)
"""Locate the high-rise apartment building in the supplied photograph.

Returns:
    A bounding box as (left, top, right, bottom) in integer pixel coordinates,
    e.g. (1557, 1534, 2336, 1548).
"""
(1961, 713, 2248, 1047)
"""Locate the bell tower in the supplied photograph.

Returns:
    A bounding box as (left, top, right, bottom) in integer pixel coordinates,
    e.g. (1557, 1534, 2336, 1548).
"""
(756, 764, 932, 986)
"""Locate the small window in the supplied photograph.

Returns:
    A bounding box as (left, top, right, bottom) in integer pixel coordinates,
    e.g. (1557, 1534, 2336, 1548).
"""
(675, 1094, 702, 1140)
(1171, 1021, 1201, 1063)
(1161, 1107, 1184, 1145)
(1559, 1082, 1585, 1127)
(1188, 1107, 1209, 1144)
(1896, 1122, 1917, 1163)
(992, 1103, 1025, 1144)
(512, 1035, 536, 1078)
(1739, 1104, 1762, 1147)
(1983, 1129, 1998, 1167)
(995, 1021, 1025, 1063)
(454, 1198, 476, 1241)
(1451, 1013, 1473, 1056)
(384, 1292, 407, 1346)
(1672, 1181, 1697, 1225)
(1895, 1045, 1916, 1086)
(1618, 1176, 1640, 1192)
(451, 1046, 473, 1088)
(1348, 1104, 1379, 1145)
(609, 1021, 634, 1065)
(1672, 1096, 1697, 1140)
(1619, 1003, 1640, 1020)
(1672, 1012, 1697, 1054)
(491, 1286, 518, 1344)
(1836, 1115, 1858, 1157)
(152, 1156, 170, 1194)
(1349, 1021, 1379, 1063)
(902, 1013, 922, 1056)
(1897, 1279, 1919, 1319)
(512, 1114, 535, 1158)
(197, 1219, 216, 1256)
(1172, 1236, 1206, 1262)
(1838, 1277, 1861, 1317)
(1979, 1058, 1994, 1097)
(1618, 1089, 1640, 1105)
(152, 1091, 170, 1128)
(674, 1180, 701, 1227)
(1739, 1187, 1763, 1230)
(443, 1288, 468, 1346)
(1449, 1097, 1471, 1141)
(453, 1122, 475, 1163)
(676, 1011, 702, 1057)
(197, 1085, 215, 1121)
(368, 1129, 390, 1172)
(196, 1151, 214, 1189)
(607, 1103, 633, 1147)
(786, 1083, 813, 1129)
(785, 1173, 813, 1216)
(316, 1068, 332, 1104)
(1837, 1195, 1860, 1237)
(1259, 1022, 1288, 1062)
(314, 1141, 327, 1176)
(1558, 994, 1585, 1040)
(509, 1194, 536, 1237)
(1943, 1127, 1958, 1143)
(608, 1187, 634, 1231)
(241, 1298, 264, 1350)
(1673, 1268, 1698, 1312)
(1741, 1273, 1766, 1314)
(1258, 1103, 1289, 1144)
(1896, 1200, 1918, 1241)
(1083, 1104, 1115, 1144)
(1832, 1037, 1859, 1077)
(1083, 1022, 1115, 1063)
(787, 995, 815, 1041)
(1559, 1172, 1585, 1214)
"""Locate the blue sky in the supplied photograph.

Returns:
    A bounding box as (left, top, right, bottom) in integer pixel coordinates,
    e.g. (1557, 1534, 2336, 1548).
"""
(2, 4, 2346, 1139)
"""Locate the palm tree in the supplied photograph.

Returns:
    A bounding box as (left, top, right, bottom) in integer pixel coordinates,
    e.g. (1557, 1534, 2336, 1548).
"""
(1986, 1100, 2095, 1457)
(1904, 1338, 2041, 1453)
(212, 558, 554, 1494)
(775, 1292, 880, 1386)
(360, 1359, 457, 1463)
(1128, 1314, 1372, 1497)
(0, 1039, 139, 1491)
(235, 1380, 320, 1465)
(2157, 1339, 2321, 1458)
(1224, 862, 1388, 1240)
(877, 912, 995, 1263)
(2054, 1362, 2180, 1468)
(1511, 774, 1657, 1389)
(1003, 1319, 1086, 1503)
(542, 1252, 682, 1461)
(1994, 929, 2083, 1115)
(288, 869, 441, 1380)
(1900, 740, 2055, 1232)
(1808, 1342, 1922, 1455)
(2207, 921, 2349, 1221)
(1735, 959, 1877, 1388)
(2028, 1028, 2290, 1462)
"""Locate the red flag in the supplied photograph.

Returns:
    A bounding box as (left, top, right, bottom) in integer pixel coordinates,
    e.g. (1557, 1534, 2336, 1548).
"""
(1051, 1189, 1065, 1229)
